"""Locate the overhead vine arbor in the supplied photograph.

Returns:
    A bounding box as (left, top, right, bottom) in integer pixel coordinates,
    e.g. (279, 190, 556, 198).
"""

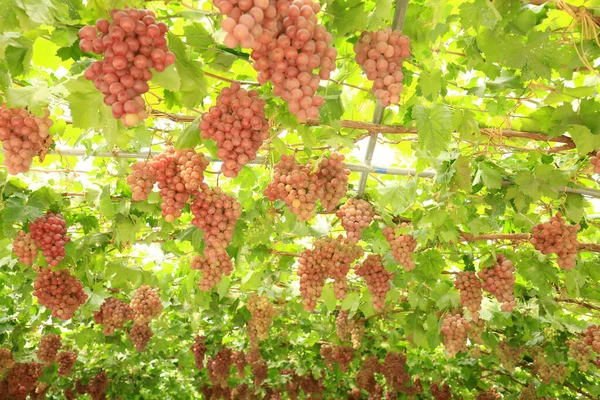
(1, 0, 600, 398)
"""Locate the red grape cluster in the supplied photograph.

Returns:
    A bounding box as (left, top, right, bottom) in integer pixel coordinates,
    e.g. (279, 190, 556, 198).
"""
(129, 323, 153, 352)
(191, 251, 234, 291)
(476, 387, 501, 400)
(37, 333, 62, 365)
(382, 352, 409, 391)
(530, 212, 580, 270)
(478, 255, 516, 312)
(356, 355, 382, 395)
(496, 341, 523, 372)
(33, 268, 88, 320)
(335, 310, 350, 342)
(57, 350, 77, 376)
(315, 153, 350, 211)
(354, 28, 411, 106)
(454, 271, 483, 321)
(336, 199, 375, 244)
(584, 324, 600, 353)
(247, 295, 277, 342)
(591, 150, 600, 173)
(383, 225, 417, 272)
(75, 379, 89, 394)
(191, 335, 207, 370)
(200, 82, 269, 178)
(321, 345, 354, 372)
(64, 388, 77, 400)
(88, 371, 109, 400)
(251, 359, 268, 386)
(0, 105, 53, 175)
(430, 382, 451, 400)
(94, 297, 134, 335)
(130, 285, 162, 324)
(568, 339, 594, 371)
(78, 8, 176, 127)
(207, 348, 233, 388)
(232, 350, 247, 377)
(356, 254, 394, 311)
(191, 184, 241, 250)
(3, 362, 44, 399)
(298, 373, 324, 399)
(12, 230, 38, 265)
(29, 211, 70, 267)
(0, 348, 15, 375)
(441, 313, 470, 357)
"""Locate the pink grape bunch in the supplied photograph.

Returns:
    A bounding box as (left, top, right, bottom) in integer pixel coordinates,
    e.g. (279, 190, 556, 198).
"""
(33, 268, 88, 320)
(355, 254, 394, 311)
(478, 255, 516, 312)
(383, 224, 417, 271)
(336, 199, 375, 244)
(454, 271, 483, 321)
(440, 313, 470, 357)
(28, 211, 70, 267)
(129, 323, 153, 352)
(315, 153, 350, 211)
(93, 297, 134, 335)
(57, 350, 77, 376)
(130, 285, 162, 324)
(12, 230, 38, 266)
(37, 334, 62, 366)
(530, 212, 579, 270)
(192, 251, 234, 291)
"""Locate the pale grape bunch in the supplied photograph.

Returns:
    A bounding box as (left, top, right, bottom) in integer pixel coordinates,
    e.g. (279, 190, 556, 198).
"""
(192, 250, 234, 291)
(12, 230, 38, 266)
(454, 271, 483, 321)
(530, 212, 579, 270)
(356, 254, 394, 311)
(207, 348, 233, 388)
(496, 341, 523, 372)
(478, 255, 516, 312)
(335, 310, 350, 342)
(430, 382, 451, 400)
(468, 319, 485, 345)
(247, 294, 277, 342)
(94, 297, 134, 335)
(29, 211, 70, 267)
(200, 82, 269, 178)
(351, 320, 365, 349)
(383, 225, 417, 271)
(534, 356, 567, 384)
(130, 285, 162, 324)
(568, 339, 594, 371)
(191, 336, 207, 370)
(336, 199, 376, 244)
(0, 105, 53, 175)
(591, 150, 600, 173)
(251, 359, 268, 386)
(3, 362, 44, 400)
(33, 268, 88, 320)
(382, 351, 409, 391)
(57, 350, 77, 376)
(0, 348, 15, 375)
(129, 322, 153, 352)
(37, 333, 62, 365)
(440, 313, 470, 357)
(315, 153, 350, 211)
(354, 28, 411, 106)
(78, 8, 176, 127)
(356, 355, 382, 395)
(584, 324, 600, 353)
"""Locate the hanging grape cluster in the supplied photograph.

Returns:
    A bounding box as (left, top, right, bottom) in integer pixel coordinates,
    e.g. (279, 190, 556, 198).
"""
(321, 345, 354, 372)
(200, 82, 269, 178)
(533, 355, 567, 384)
(28, 211, 70, 267)
(232, 350, 247, 377)
(0, 105, 53, 175)
(430, 382, 451, 400)
(2, 362, 44, 399)
(351, 320, 365, 350)
(496, 341, 523, 372)
(476, 387, 501, 400)
(354, 28, 411, 106)
(568, 339, 594, 371)
(33, 268, 88, 320)
(356, 254, 393, 311)
(584, 324, 600, 353)
(37, 333, 61, 365)
(247, 294, 277, 343)
(78, 8, 176, 126)
(336, 199, 376, 244)
(88, 371, 109, 400)
(336, 310, 351, 342)
(454, 271, 483, 321)
(12, 230, 38, 266)
(130, 285, 162, 324)
(530, 212, 580, 270)
(191, 336, 207, 370)
(441, 313, 470, 357)
(382, 352, 409, 392)
(356, 356, 382, 395)
(94, 297, 134, 335)
(0, 348, 15, 376)
(192, 251, 234, 291)
(315, 153, 350, 211)
(57, 350, 77, 376)
(251, 359, 268, 386)
(592, 150, 600, 173)
(64, 388, 77, 400)
(129, 323, 153, 352)
(478, 255, 516, 312)
(382, 225, 417, 271)
(207, 348, 233, 388)
(468, 319, 485, 345)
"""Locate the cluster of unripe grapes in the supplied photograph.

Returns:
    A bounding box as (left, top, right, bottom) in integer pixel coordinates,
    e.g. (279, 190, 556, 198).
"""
(93, 297, 134, 335)
(454, 271, 483, 321)
(356, 254, 394, 311)
(478, 255, 516, 312)
(356, 355, 382, 394)
(382, 351, 410, 392)
(192, 251, 234, 291)
(568, 339, 594, 371)
(496, 341, 523, 372)
(2, 362, 44, 399)
(383, 224, 417, 271)
(129, 322, 153, 352)
(430, 382, 451, 400)
(584, 324, 600, 353)
(320, 345, 354, 372)
(440, 313, 470, 357)
(0, 105, 53, 175)
(191, 335, 207, 370)
(354, 28, 411, 106)
(27, 211, 70, 267)
(12, 230, 38, 266)
(591, 150, 600, 173)
(207, 347, 233, 388)
(247, 295, 277, 342)
(0, 348, 14, 375)
(57, 350, 77, 376)
(251, 358, 268, 386)
(200, 82, 269, 178)
(33, 268, 88, 320)
(468, 319, 485, 345)
(336, 199, 375, 244)
(130, 285, 162, 324)
(37, 334, 61, 365)
(78, 8, 176, 126)
(530, 212, 579, 270)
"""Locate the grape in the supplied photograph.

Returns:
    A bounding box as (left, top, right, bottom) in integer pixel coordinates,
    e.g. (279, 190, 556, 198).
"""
(476, 387, 501, 400)
(347, 387, 361, 400)
(88, 371, 109, 400)
(64, 388, 77, 400)
(530, 212, 579, 270)
(282, 369, 301, 400)
(454, 271, 483, 321)
(191, 336, 207, 370)
(37, 333, 62, 365)
(130, 285, 162, 324)
(321, 345, 354, 372)
(31, 382, 49, 399)
(232, 350, 247, 377)
(12, 230, 38, 266)
(335, 310, 351, 342)
(584, 324, 600, 353)
(381, 352, 409, 392)
(231, 383, 250, 399)
(94, 297, 134, 335)
(207, 348, 233, 388)
(0, 348, 15, 376)
(33, 268, 88, 320)
(298, 374, 324, 399)
(75, 379, 89, 394)
(478, 255, 516, 312)
(247, 294, 277, 343)
(0, 105, 54, 175)
(29, 211, 70, 267)
(192, 250, 234, 291)
(533, 354, 567, 384)
(519, 384, 547, 400)
(199, 82, 269, 178)
(590, 150, 600, 173)
(3, 362, 44, 399)
(440, 313, 470, 357)
(315, 153, 350, 211)
(356, 356, 382, 395)
(129, 322, 153, 352)
(568, 339, 594, 371)
(430, 382, 451, 400)
(57, 350, 77, 376)
(78, 8, 176, 127)
(126, 160, 157, 201)
(383, 225, 417, 271)
(336, 199, 375, 244)
(354, 28, 411, 106)
(356, 254, 393, 311)
(495, 341, 523, 372)
(402, 378, 423, 397)
(251, 359, 268, 386)
(351, 320, 365, 350)
(468, 319, 485, 345)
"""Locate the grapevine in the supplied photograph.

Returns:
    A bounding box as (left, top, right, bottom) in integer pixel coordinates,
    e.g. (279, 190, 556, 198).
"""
(33, 268, 88, 320)
(454, 271, 483, 321)
(530, 212, 579, 270)
(94, 297, 134, 335)
(37, 333, 62, 365)
(57, 350, 77, 376)
(383, 225, 417, 272)
(29, 211, 70, 267)
(336, 199, 376, 244)
(191, 336, 207, 370)
(478, 255, 516, 312)
(130, 285, 162, 324)
(441, 313, 470, 357)
(356, 254, 393, 311)
(129, 323, 153, 352)
(12, 230, 38, 266)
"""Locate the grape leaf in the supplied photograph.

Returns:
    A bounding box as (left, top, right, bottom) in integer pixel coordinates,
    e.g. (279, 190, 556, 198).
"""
(413, 104, 453, 156)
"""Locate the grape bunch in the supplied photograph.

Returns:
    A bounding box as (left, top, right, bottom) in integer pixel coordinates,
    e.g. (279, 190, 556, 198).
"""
(191, 184, 241, 250)
(75, 379, 89, 394)
(591, 150, 600, 173)
(478, 255, 516, 312)
(33, 268, 88, 320)
(534, 356, 567, 384)
(29, 211, 70, 267)
(321, 345, 354, 372)
(130, 285, 162, 324)
(476, 387, 501, 400)
(129, 323, 153, 352)
(57, 350, 77, 376)
(3, 362, 44, 399)
(207, 348, 233, 388)
(64, 388, 77, 400)
(584, 324, 600, 353)
(336, 199, 376, 244)
(32, 383, 49, 399)
(37, 333, 62, 365)
(440, 313, 470, 357)
(430, 382, 451, 400)
(351, 320, 365, 350)
(454, 271, 483, 321)
(568, 339, 594, 371)
(335, 310, 351, 342)
(78, 8, 176, 127)
(356, 254, 394, 311)
(191, 336, 207, 370)
(251, 359, 268, 386)
(315, 153, 350, 211)
(328, 238, 364, 300)
(382, 352, 409, 391)
(354, 28, 410, 106)
(232, 350, 247, 377)
(496, 341, 523, 372)
(12, 230, 38, 265)
(127, 160, 156, 201)
(94, 297, 134, 335)
(200, 82, 269, 178)
(530, 212, 580, 270)
(88, 371, 109, 400)
(468, 319, 485, 345)
(356, 356, 382, 395)
(0, 105, 53, 175)
(383, 225, 417, 271)
(519, 384, 546, 400)
(298, 374, 324, 399)
(247, 294, 277, 342)
(191, 251, 234, 291)
(0, 348, 15, 376)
